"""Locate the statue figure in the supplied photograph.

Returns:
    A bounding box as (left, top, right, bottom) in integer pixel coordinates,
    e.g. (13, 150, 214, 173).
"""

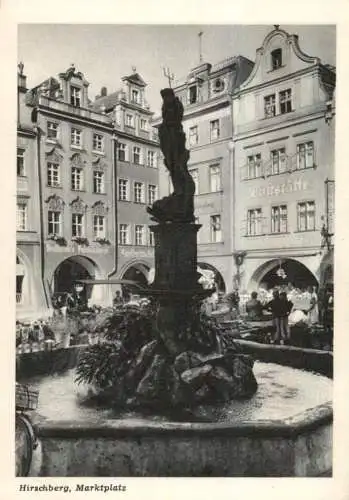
(147, 88, 195, 223)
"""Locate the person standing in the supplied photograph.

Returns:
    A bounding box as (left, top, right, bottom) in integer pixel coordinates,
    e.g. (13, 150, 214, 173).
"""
(264, 290, 281, 344)
(278, 291, 294, 344)
(245, 292, 263, 321)
(307, 286, 319, 325)
(113, 290, 123, 307)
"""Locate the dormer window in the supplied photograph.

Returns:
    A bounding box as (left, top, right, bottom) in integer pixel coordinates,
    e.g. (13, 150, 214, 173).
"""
(213, 78, 225, 93)
(131, 89, 140, 104)
(271, 49, 282, 70)
(189, 85, 197, 104)
(70, 86, 81, 107)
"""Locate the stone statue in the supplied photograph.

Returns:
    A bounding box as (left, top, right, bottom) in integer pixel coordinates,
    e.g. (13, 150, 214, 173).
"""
(147, 88, 195, 222)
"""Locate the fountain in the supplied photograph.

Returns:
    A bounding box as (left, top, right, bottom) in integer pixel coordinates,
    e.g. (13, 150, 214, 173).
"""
(17, 89, 332, 477)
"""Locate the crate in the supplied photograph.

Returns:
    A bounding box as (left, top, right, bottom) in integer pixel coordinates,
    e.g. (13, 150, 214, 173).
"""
(15, 384, 39, 411)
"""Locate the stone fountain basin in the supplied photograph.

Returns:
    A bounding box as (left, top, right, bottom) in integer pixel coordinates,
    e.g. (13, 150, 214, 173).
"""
(21, 342, 332, 477)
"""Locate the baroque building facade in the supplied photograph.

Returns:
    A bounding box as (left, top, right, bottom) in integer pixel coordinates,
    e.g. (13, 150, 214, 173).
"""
(157, 56, 254, 292)
(231, 26, 335, 292)
(16, 64, 160, 319)
(92, 70, 160, 287)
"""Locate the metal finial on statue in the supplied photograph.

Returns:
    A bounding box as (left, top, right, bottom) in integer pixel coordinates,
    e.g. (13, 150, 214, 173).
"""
(162, 67, 175, 88)
(274, 24, 280, 30)
(18, 62, 24, 75)
(132, 66, 137, 73)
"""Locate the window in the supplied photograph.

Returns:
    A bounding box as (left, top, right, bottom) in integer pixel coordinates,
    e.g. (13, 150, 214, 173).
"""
(48, 210, 61, 236)
(209, 164, 222, 192)
(71, 167, 84, 191)
(133, 146, 141, 164)
(210, 215, 222, 243)
(297, 201, 315, 231)
(264, 94, 276, 118)
(118, 179, 129, 201)
(189, 169, 199, 194)
(140, 119, 147, 130)
(119, 224, 130, 245)
(147, 150, 156, 168)
(125, 114, 135, 128)
(131, 89, 140, 104)
(148, 184, 157, 204)
(16, 203, 27, 231)
(270, 148, 286, 175)
(72, 213, 84, 237)
(47, 162, 60, 187)
(279, 89, 292, 114)
(117, 142, 127, 162)
(47, 122, 59, 140)
(210, 120, 220, 141)
(93, 171, 105, 194)
(247, 208, 263, 236)
(148, 227, 155, 246)
(271, 49, 282, 70)
(135, 225, 145, 246)
(17, 148, 25, 176)
(134, 182, 145, 203)
(93, 215, 106, 239)
(189, 126, 198, 146)
(247, 154, 262, 179)
(71, 128, 82, 147)
(93, 134, 104, 152)
(297, 142, 314, 170)
(70, 86, 81, 107)
(271, 205, 288, 233)
(189, 85, 198, 104)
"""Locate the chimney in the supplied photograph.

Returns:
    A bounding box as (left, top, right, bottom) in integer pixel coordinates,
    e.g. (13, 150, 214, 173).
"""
(17, 62, 27, 91)
(101, 86, 107, 97)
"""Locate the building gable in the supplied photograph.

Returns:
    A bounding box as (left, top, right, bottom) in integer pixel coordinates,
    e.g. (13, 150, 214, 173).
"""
(238, 27, 320, 92)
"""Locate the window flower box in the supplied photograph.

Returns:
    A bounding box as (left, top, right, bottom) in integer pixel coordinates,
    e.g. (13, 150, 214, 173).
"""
(94, 237, 110, 245)
(47, 234, 67, 246)
(71, 236, 89, 246)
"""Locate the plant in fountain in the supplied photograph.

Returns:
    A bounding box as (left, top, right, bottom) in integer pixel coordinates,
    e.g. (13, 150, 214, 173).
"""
(76, 88, 258, 413)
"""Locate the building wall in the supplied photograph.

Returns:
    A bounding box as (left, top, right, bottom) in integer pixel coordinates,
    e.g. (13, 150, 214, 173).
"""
(17, 74, 48, 319)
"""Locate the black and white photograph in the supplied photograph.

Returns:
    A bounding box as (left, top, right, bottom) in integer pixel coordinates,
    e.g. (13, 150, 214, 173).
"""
(10, 18, 340, 485)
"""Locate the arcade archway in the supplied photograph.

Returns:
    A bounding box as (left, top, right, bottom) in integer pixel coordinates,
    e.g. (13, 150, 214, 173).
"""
(53, 256, 100, 302)
(250, 258, 318, 291)
(120, 263, 150, 299)
(197, 262, 226, 293)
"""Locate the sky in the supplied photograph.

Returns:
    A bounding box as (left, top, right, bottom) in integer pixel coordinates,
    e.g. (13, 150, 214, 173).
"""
(18, 24, 336, 114)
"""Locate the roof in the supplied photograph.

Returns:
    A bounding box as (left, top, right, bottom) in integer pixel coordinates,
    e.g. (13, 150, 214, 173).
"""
(91, 90, 121, 112)
(121, 72, 147, 87)
(173, 55, 253, 88)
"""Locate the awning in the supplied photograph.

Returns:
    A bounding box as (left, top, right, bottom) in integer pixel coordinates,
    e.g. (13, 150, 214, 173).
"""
(74, 278, 147, 290)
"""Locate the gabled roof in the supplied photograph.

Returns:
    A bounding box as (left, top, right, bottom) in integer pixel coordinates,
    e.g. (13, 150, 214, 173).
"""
(122, 72, 147, 87)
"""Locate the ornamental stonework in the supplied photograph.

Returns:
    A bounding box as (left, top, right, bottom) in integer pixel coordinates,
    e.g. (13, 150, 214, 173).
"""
(45, 194, 65, 211)
(70, 152, 87, 168)
(70, 196, 87, 213)
(91, 201, 108, 215)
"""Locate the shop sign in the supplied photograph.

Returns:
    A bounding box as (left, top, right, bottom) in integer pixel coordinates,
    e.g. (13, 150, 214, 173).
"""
(250, 178, 308, 199)
(120, 247, 154, 259)
(46, 242, 109, 254)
